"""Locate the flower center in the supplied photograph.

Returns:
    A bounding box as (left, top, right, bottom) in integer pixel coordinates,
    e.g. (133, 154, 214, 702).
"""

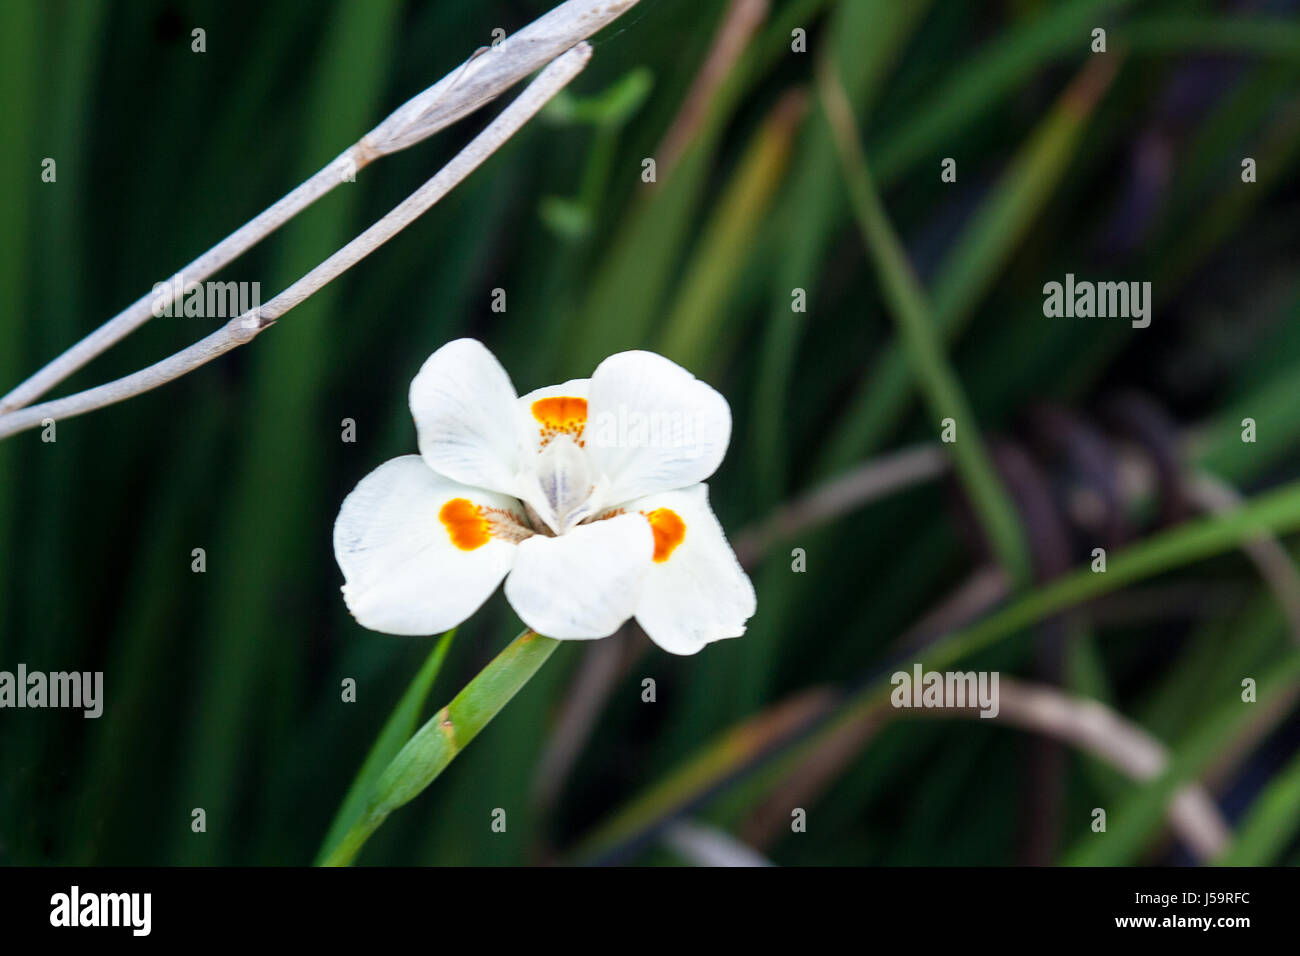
(532, 396, 587, 448)
(644, 507, 686, 562)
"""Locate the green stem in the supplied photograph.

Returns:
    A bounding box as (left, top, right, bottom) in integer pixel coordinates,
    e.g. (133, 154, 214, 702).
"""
(320, 629, 558, 866)
(315, 629, 457, 864)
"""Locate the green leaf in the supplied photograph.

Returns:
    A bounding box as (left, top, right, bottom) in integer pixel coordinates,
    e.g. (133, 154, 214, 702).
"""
(818, 52, 1032, 586)
(545, 68, 653, 128)
(315, 629, 456, 864)
(657, 91, 804, 371)
(572, 476, 1300, 862)
(320, 629, 557, 866)
(750, 0, 932, 506)
(872, 0, 1134, 182)
(1218, 746, 1300, 866)
(174, 0, 405, 865)
(817, 52, 1117, 477)
(1065, 652, 1300, 866)
(0, 0, 38, 661)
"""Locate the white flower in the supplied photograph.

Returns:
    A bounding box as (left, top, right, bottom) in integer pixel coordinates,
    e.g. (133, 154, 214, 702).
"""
(333, 339, 756, 655)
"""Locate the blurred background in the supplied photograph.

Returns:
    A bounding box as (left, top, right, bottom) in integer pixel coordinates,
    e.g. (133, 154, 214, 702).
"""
(2, 0, 1300, 866)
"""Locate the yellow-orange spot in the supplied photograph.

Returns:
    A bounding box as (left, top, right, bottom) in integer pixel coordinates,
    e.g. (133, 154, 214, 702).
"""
(531, 396, 588, 447)
(439, 498, 490, 551)
(645, 508, 686, 563)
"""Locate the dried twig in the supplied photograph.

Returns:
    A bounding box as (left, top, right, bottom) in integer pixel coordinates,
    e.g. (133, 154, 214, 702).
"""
(654, 0, 769, 179)
(742, 678, 1231, 861)
(892, 564, 1010, 651)
(0, 0, 641, 429)
(995, 678, 1230, 860)
(662, 819, 774, 867)
(0, 43, 596, 440)
(731, 443, 950, 566)
(1184, 470, 1300, 643)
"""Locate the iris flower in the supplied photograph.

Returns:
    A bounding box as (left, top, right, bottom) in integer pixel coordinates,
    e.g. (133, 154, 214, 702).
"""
(333, 339, 755, 654)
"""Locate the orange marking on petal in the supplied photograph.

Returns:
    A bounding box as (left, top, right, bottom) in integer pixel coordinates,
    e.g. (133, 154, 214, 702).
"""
(645, 508, 686, 563)
(531, 396, 588, 447)
(439, 498, 490, 551)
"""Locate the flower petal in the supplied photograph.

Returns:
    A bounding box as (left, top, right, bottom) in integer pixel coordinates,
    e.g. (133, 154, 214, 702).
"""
(585, 350, 732, 504)
(629, 484, 755, 655)
(333, 456, 522, 636)
(504, 513, 653, 638)
(409, 338, 523, 496)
